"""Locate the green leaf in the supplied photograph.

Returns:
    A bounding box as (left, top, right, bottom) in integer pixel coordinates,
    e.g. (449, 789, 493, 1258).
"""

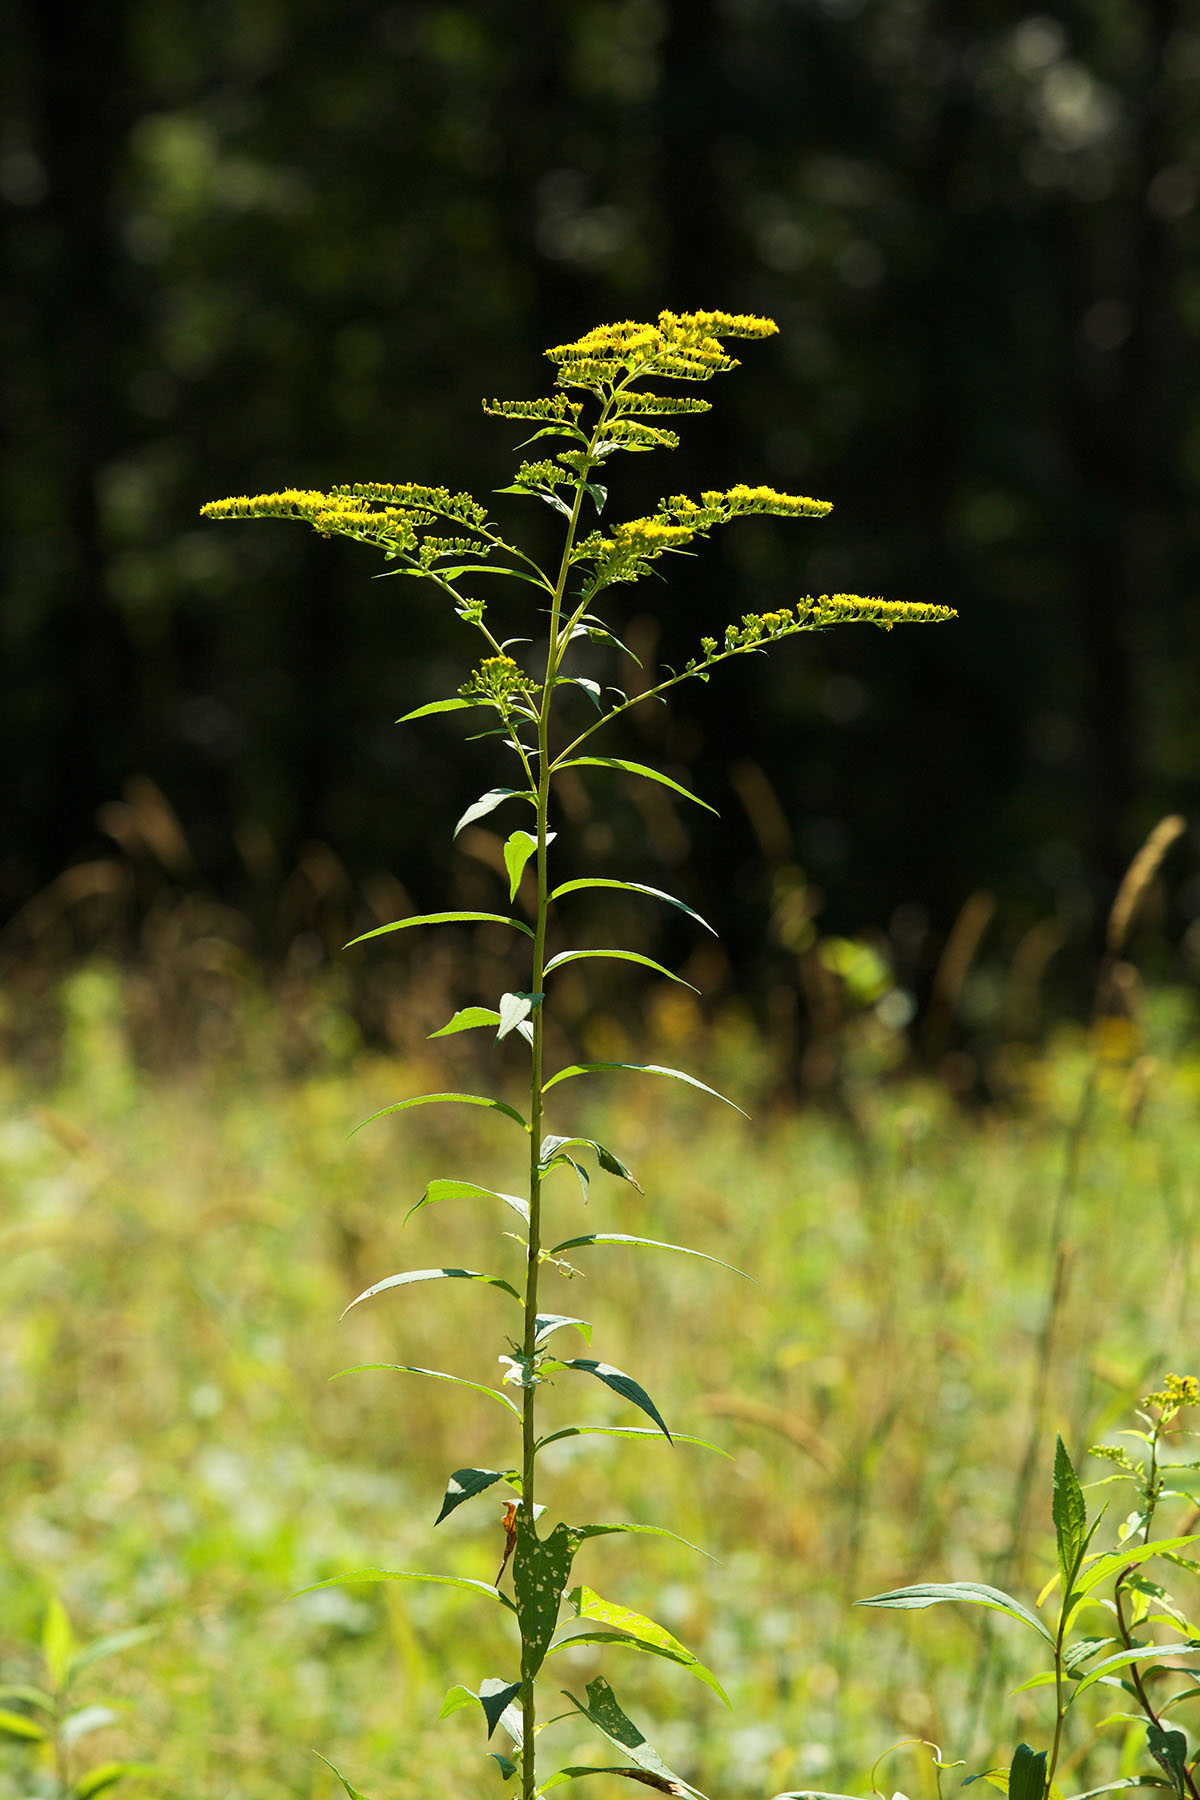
(405, 1178, 530, 1227)
(505, 830, 549, 900)
(314, 1751, 376, 1800)
(347, 910, 534, 947)
(353, 1092, 528, 1134)
(554, 1586, 729, 1704)
(298, 1568, 516, 1613)
(536, 1425, 731, 1460)
(43, 1597, 74, 1690)
(429, 1006, 502, 1038)
(0, 1685, 53, 1711)
(543, 949, 698, 991)
(1054, 1437, 1089, 1592)
(556, 676, 603, 710)
(331, 1364, 521, 1418)
(61, 1706, 120, 1747)
(514, 1520, 577, 1679)
(435, 1467, 509, 1524)
(1008, 1744, 1048, 1800)
(72, 1764, 160, 1800)
(479, 1679, 523, 1740)
(548, 1233, 749, 1280)
(1072, 1538, 1200, 1601)
(68, 1626, 157, 1679)
(550, 878, 716, 937)
(539, 1136, 642, 1191)
(491, 1752, 519, 1779)
(856, 1582, 1055, 1644)
(396, 696, 479, 724)
(567, 1521, 713, 1560)
(559, 1359, 672, 1442)
(561, 1678, 702, 1796)
(543, 1062, 747, 1118)
(455, 788, 536, 837)
(0, 1708, 46, 1741)
(1073, 1646, 1200, 1701)
(535, 1315, 591, 1348)
(537, 1770, 690, 1797)
(497, 993, 533, 1042)
(1064, 1637, 1117, 1674)
(555, 757, 717, 816)
(342, 1267, 520, 1317)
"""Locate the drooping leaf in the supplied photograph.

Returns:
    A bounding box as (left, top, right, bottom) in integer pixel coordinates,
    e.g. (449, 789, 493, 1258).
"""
(1054, 1437, 1089, 1593)
(534, 1315, 592, 1348)
(567, 1521, 712, 1560)
(505, 830, 551, 901)
(342, 1267, 520, 1317)
(554, 1586, 729, 1704)
(558, 1360, 672, 1442)
(405, 1178, 530, 1227)
(856, 1583, 1055, 1644)
(0, 1709, 46, 1741)
(479, 1679, 524, 1741)
(550, 879, 715, 936)
(347, 910, 534, 947)
(561, 1678, 701, 1796)
(536, 1425, 730, 1460)
(435, 1468, 509, 1524)
(72, 1764, 161, 1800)
(331, 1364, 521, 1418)
(549, 1234, 748, 1280)
(68, 1627, 158, 1679)
(538, 1769, 691, 1797)
(61, 1707, 120, 1748)
(543, 1152, 590, 1202)
(491, 1752, 520, 1779)
(455, 788, 536, 837)
(314, 1751, 376, 1800)
(428, 1007, 502, 1038)
(353, 1093, 528, 1134)
(298, 1568, 516, 1613)
(1072, 1538, 1200, 1601)
(1008, 1744, 1048, 1800)
(513, 1520, 577, 1679)
(539, 1136, 642, 1191)
(396, 696, 480, 724)
(543, 949, 698, 992)
(1072, 1646, 1200, 1701)
(1147, 1732, 1190, 1800)
(543, 1063, 746, 1118)
(555, 757, 717, 816)
(556, 676, 604, 711)
(497, 994, 534, 1042)
(0, 1685, 53, 1711)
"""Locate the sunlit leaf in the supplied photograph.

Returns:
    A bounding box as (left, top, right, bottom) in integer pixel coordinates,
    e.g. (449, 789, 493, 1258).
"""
(549, 878, 715, 936)
(543, 949, 697, 991)
(347, 910, 533, 947)
(504, 830, 542, 901)
(396, 696, 480, 724)
(298, 1568, 516, 1612)
(330, 1364, 521, 1418)
(341, 1267, 520, 1318)
(497, 993, 534, 1042)
(543, 1063, 746, 1117)
(856, 1583, 1054, 1644)
(561, 1678, 702, 1796)
(555, 757, 717, 816)
(314, 1750, 376, 1800)
(68, 1626, 158, 1680)
(479, 1678, 523, 1740)
(1073, 1539, 1200, 1601)
(353, 1092, 527, 1134)
(514, 1520, 577, 1679)
(549, 1233, 748, 1280)
(435, 1468, 510, 1525)
(558, 1360, 672, 1442)
(454, 788, 536, 838)
(538, 1769, 691, 1796)
(405, 1178, 529, 1227)
(72, 1764, 160, 1800)
(534, 1315, 591, 1348)
(1053, 1437, 1090, 1593)
(539, 1136, 642, 1191)
(43, 1598, 75, 1691)
(429, 1006, 502, 1038)
(536, 1425, 730, 1460)
(0, 1709, 46, 1742)
(553, 1586, 729, 1704)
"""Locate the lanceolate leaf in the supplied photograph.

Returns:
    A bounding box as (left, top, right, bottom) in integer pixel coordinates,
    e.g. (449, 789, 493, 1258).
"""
(435, 1467, 509, 1524)
(543, 949, 698, 991)
(479, 1678, 524, 1741)
(1008, 1744, 1049, 1800)
(1072, 1538, 1200, 1601)
(555, 757, 717, 816)
(505, 830, 552, 900)
(353, 1092, 528, 1134)
(562, 1679, 702, 1796)
(341, 1267, 520, 1317)
(68, 1627, 158, 1678)
(536, 1425, 731, 1460)
(539, 1136, 642, 1191)
(549, 1233, 749, 1280)
(428, 1006, 502, 1038)
(74, 1763, 161, 1800)
(1072, 1646, 1200, 1701)
(558, 1360, 672, 1442)
(314, 1753, 376, 1800)
(567, 1522, 712, 1560)
(454, 788, 536, 837)
(298, 1568, 516, 1613)
(554, 1586, 730, 1704)
(347, 910, 534, 947)
(1054, 1437, 1089, 1592)
(549, 878, 716, 936)
(331, 1364, 521, 1418)
(404, 1177, 530, 1227)
(535, 1315, 592, 1347)
(0, 1709, 46, 1742)
(856, 1582, 1055, 1644)
(514, 1520, 577, 1679)
(538, 1769, 691, 1796)
(543, 1063, 747, 1118)
(396, 696, 480, 724)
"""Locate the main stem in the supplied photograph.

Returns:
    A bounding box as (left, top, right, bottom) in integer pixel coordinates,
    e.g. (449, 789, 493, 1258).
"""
(519, 408, 607, 1800)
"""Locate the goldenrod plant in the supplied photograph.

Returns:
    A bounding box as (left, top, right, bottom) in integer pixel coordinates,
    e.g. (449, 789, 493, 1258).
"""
(203, 309, 953, 1800)
(856, 1377, 1200, 1800)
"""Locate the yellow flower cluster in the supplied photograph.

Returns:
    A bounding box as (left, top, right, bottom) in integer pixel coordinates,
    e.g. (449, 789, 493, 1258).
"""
(1144, 1372, 1200, 1411)
(545, 308, 780, 390)
(459, 654, 536, 709)
(689, 594, 957, 668)
(707, 484, 833, 519)
(200, 482, 494, 562)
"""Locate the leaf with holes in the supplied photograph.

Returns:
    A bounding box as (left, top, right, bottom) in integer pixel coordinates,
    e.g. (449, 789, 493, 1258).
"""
(435, 1468, 509, 1525)
(513, 1519, 577, 1679)
(562, 1678, 702, 1795)
(554, 1587, 729, 1704)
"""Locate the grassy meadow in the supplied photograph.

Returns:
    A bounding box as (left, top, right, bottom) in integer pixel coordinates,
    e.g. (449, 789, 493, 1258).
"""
(3, 955, 1199, 1800)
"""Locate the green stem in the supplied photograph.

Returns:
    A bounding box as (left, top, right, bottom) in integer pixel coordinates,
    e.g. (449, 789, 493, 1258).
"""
(519, 396, 610, 1800)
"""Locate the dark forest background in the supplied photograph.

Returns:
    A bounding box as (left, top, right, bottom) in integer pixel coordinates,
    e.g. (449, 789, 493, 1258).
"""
(5, 0, 1200, 1033)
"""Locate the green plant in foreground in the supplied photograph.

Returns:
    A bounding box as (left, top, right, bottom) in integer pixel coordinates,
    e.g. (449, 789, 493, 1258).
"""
(0, 1596, 157, 1800)
(857, 1375, 1200, 1800)
(203, 308, 953, 1800)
